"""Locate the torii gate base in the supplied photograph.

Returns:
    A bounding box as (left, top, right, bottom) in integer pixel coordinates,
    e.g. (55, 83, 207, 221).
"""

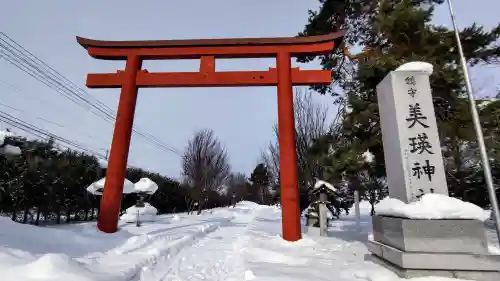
(77, 31, 343, 242)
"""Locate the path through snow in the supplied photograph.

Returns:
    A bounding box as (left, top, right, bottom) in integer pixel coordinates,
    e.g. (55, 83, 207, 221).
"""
(139, 204, 258, 281)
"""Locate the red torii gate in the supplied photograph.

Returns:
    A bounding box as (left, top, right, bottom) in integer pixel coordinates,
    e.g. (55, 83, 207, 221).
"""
(77, 31, 344, 241)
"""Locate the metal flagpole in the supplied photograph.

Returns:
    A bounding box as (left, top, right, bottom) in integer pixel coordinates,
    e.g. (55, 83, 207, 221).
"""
(446, 0, 500, 242)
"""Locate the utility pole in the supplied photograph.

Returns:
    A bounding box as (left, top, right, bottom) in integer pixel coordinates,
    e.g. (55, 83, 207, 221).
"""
(446, 0, 500, 243)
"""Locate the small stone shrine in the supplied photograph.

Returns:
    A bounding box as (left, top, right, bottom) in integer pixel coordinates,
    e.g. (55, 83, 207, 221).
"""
(305, 180, 338, 236)
(367, 62, 500, 280)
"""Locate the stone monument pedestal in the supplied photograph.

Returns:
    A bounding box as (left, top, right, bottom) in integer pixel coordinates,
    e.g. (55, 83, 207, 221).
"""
(367, 215, 500, 280)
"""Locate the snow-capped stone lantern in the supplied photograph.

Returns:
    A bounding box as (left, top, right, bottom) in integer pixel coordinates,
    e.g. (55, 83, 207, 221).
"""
(85, 177, 135, 226)
(85, 177, 135, 196)
(120, 178, 159, 226)
(305, 179, 338, 236)
(0, 130, 22, 156)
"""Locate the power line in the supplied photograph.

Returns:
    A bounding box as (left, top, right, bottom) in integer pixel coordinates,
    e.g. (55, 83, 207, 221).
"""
(0, 79, 83, 118)
(0, 32, 181, 156)
(0, 113, 136, 169)
(0, 110, 107, 158)
(0, 40, 179, 155)
(0, 110, 143, 168)
(0, 101, 65, 128)
(0, 98, 105, 146)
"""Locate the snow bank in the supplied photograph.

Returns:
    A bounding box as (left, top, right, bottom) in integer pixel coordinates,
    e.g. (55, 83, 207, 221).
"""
(86, 177, 135, 195)
(0, 216, 127, 256)
(0, 144, 21, 156)
(375, 194, 490, 221)
(0, 206, 238, 281)
(247, 204, 481, 281)
(0, 215, 132, 281)
(133, 177, 158, 194)
(120, 203, 158, 223)
(244, 205, 380, 280)
(1, 253, 107, 281)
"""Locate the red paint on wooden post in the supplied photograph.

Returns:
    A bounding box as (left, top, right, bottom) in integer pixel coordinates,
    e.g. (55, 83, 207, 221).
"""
(276, 52, 301, 241)
(97, 55, 142, 233)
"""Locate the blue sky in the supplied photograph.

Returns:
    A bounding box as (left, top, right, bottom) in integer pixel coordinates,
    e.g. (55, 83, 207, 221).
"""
(0, 0, 499, 178)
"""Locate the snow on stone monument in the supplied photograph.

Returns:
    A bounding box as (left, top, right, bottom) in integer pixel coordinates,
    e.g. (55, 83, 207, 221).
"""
(368, 62, 500, 280)
(376, 62, 447, 203)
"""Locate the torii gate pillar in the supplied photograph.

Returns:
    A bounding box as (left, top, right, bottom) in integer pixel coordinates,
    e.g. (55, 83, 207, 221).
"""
(77, 31, 344, 241)
(276, 52, 300, 238)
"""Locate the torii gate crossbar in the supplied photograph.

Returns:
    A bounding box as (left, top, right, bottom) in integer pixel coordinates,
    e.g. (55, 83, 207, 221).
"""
(77, 31, 344, 242)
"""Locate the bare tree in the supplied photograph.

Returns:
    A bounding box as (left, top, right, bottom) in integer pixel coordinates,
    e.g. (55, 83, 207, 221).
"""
(226, 172, 248, 206)
(182, 129, 230, 214)
(261, 145, 280, 188)
(261, 88, 331, 190)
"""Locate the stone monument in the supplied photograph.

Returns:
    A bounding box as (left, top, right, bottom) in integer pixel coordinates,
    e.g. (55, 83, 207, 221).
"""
(367, 62, 500, 280)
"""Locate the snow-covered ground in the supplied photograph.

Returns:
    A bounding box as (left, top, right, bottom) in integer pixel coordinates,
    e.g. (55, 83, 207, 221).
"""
(0, 201, 498, 281)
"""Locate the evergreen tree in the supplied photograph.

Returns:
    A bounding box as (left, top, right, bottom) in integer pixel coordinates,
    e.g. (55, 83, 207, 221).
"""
(301, 0, 500, 206)
(249, 163, 271, 204)
(226, 172, 248, 206)
(0, 137, 197, 224)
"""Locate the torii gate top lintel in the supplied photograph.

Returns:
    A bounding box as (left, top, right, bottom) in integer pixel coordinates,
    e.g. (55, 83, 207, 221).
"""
(76, 31, 344, 89)
(76, 31, 344, 60)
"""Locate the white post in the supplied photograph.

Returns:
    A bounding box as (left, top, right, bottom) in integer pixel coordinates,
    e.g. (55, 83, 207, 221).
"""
(354, 190, 361, 230)
(319, 192, 328, 237)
